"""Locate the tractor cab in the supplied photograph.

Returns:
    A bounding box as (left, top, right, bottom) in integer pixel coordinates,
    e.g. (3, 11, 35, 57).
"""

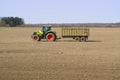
(42, 25, 52, 34)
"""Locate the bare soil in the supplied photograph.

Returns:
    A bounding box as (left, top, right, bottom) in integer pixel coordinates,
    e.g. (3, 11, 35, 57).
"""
(0, 27, 120, 80)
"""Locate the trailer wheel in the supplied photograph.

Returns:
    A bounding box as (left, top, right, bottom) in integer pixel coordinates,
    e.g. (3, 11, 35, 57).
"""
(75, 37, 80, 41)
(46, 33, 56, 41)
(73, 37, 75, 39)
(80, 37, 86, 42)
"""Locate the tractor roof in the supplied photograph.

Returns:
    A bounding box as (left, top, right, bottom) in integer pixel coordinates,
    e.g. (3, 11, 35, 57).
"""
(43, 25, 52, 27)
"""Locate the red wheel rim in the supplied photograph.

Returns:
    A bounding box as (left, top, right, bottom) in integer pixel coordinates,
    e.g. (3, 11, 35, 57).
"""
(47, 34, 54, 41)
(33, 36, 38, 41)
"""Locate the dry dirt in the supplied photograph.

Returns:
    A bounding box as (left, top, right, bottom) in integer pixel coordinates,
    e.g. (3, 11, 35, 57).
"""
(0, 27, 120, 80)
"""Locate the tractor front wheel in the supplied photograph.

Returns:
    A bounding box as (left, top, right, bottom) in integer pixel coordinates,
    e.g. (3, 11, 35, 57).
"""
(33, 35, 41, 41)
(46, 33, 56, 41)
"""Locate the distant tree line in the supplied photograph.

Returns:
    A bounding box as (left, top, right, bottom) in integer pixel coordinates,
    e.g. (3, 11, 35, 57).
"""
(0, 17, 24, 27)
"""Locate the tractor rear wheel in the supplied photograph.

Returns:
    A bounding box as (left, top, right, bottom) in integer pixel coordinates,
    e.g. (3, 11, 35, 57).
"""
(46, 33, 56, 41)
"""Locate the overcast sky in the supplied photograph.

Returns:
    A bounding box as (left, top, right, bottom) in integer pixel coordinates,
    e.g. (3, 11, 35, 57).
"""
(0, 0, 120, 24)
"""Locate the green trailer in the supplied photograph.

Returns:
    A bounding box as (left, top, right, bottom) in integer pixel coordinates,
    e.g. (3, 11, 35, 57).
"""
(62, 27, 90, 42)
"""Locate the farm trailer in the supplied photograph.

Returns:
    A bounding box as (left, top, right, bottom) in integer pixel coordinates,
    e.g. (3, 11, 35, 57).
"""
(62, 27, 89, 42)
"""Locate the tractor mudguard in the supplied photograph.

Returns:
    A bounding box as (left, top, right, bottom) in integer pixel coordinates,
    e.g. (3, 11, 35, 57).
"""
(46, 31, 56, 35)
(33, 32, 37, 35)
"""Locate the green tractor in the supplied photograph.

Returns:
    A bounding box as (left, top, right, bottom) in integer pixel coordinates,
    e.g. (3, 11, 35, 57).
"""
(32, 25, 57, 41)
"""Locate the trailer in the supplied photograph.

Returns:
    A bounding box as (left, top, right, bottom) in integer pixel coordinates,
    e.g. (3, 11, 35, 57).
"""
(62, 27, 89, 42)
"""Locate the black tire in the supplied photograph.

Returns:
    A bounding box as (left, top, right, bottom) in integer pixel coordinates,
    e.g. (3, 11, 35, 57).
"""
(75, 37, 80, 41)
(46, 32, 56, 41)
(38, 36, 41, 41)
(73, 37, 75, 39)
(80, 37, 86, 42)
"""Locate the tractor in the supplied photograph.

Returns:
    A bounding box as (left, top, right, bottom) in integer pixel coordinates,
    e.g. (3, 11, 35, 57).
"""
(32, 25, 57, 41)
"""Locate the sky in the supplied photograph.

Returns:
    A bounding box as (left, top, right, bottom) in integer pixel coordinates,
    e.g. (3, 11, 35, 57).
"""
(0, 0, 120, 24)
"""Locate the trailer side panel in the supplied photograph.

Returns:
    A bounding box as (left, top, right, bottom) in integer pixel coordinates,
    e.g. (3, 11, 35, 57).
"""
(62, 28, 89, 37)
